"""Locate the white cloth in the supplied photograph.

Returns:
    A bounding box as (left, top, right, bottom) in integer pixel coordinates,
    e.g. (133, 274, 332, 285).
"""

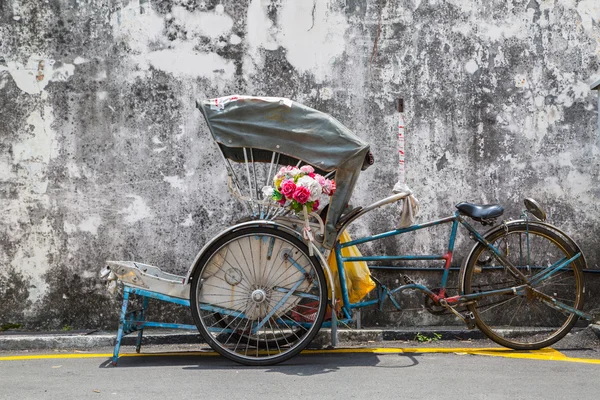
(392, 182, 419, 228)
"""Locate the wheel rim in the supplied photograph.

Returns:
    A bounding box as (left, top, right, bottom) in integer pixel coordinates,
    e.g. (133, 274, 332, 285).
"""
(465, 228, 583, 348)
(194, 231, 325, 362)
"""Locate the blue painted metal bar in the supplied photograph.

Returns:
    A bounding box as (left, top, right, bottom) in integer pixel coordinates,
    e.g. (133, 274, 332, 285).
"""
(342, 255, 446, 262)
(128, 287, 191, 307)
(340, 215, 456, 248)
(198, 303, 246, 319)
(135, 296, 149, 353)
(272, 286, 320, 300)
(458, 218, 487, 242)
(459, 218, 530, 283)
(286, 254, 308, 275)
(206, 326, 235, 334)
(335, 242, 352, 309)
(321, 318, 353, 328)
(130, 321, 197, 330)
(529, 257, 566, 281)
(389, 283, 436, 297)
(534, 291, 593, 320)
(253, 277, 305, 333)
(348, 298, 379, 309)
(440, 216, 460, 290)
(530, 253, 582, 286)
(368, 265, 452, 270)
(112, 287, 130, 365)
(112, 285, 199, 366)
(447, 213, 460, 251)
(368, 265, 600, 273)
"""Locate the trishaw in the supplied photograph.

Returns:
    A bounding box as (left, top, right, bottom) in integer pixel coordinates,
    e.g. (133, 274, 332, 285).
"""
(102, 95, 597, 366)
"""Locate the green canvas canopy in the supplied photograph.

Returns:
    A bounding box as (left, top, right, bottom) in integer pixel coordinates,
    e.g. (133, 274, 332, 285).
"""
(197, 95, 372, 248)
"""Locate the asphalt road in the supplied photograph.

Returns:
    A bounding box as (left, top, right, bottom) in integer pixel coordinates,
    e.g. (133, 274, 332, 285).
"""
(2, 343, 600, 400)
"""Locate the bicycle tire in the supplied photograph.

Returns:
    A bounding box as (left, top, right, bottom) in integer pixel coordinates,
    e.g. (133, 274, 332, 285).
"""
(462, 222, 584, 350)
(190, 226, 327, 366)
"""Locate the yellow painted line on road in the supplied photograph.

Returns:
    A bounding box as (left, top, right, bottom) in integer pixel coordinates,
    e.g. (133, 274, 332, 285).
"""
(0, 351, 219, 361)
(1, 347, 599, 364)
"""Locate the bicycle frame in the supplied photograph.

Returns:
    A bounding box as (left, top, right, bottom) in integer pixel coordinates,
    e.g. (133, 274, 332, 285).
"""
(333, 211, 591, 322)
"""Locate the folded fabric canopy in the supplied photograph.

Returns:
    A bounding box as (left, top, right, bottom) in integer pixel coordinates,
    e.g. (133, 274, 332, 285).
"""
(197, 95, 372, 248)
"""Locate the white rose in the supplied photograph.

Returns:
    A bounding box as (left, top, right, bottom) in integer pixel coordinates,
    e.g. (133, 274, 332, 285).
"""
(296, 176, 322, 201)
(262, 186, 274, 199)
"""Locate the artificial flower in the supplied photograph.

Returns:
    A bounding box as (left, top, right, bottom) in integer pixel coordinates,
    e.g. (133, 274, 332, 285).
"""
(292, 186, 311, 204)
(280, 179, 297, 198)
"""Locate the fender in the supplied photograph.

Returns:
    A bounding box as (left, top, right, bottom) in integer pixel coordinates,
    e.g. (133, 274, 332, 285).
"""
(458, 219, 587, 295)
(184, 220, 328, 284)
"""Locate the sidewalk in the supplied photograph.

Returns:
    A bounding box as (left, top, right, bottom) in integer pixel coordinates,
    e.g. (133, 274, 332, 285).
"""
(1, 325, 599, 352)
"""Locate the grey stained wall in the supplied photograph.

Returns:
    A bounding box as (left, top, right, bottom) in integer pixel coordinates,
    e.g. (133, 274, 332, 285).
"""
(0, 0, 599, 330)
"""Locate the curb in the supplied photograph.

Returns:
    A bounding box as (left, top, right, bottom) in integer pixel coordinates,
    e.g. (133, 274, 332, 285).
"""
(1, 325, 598, 352)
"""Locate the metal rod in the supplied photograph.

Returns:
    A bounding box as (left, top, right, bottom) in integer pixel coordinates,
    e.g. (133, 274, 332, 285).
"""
(367, 265, 600, 273)
(264, 152, 278, 220)
(341, 215, 456, 248)
(343, 255, 446, 262)
(242, 147, 256, 216)
(250, 148, 261, 217)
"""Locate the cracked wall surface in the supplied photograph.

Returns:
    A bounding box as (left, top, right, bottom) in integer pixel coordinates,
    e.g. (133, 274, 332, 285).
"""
(0, 0, 599, 329)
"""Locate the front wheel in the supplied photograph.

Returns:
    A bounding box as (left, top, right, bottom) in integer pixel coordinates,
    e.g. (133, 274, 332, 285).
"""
(462, 222, 584, 350)
(190, 226, 327, 366)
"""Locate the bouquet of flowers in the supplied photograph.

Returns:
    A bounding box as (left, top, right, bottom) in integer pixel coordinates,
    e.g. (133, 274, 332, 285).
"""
(262, 165, 336, 213)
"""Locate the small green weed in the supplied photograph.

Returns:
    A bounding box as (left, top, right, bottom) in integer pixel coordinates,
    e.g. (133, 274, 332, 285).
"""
(414, 332, 442, 343)
(0, 323, 22, 332)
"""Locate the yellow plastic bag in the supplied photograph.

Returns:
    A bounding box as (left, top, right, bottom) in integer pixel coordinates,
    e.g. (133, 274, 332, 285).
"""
(327, 231, 376, 304)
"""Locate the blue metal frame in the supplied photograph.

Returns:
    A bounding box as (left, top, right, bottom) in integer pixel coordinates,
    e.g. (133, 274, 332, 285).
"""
(111, 210, 593, 365)
(335, 214, 460, 314)
(334, 212, 589, 321)
(112, 286, 197, 366)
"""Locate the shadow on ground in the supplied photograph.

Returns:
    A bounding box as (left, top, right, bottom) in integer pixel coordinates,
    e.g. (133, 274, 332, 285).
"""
(99, 351, 420, 375)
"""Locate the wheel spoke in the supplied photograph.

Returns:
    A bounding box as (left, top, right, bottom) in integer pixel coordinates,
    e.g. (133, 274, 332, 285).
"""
(191, 227, 326, 365)
(465, 224, 583, 349)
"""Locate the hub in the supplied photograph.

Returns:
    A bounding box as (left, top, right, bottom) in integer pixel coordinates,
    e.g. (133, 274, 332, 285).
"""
(251, 289, 267, 304)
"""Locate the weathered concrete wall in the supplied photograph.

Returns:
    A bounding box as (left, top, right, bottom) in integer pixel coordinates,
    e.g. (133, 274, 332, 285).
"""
(0, 0, 598, 330)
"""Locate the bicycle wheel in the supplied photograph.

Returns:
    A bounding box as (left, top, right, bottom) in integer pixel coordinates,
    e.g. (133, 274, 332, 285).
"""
(462, 223, 584, 350)
(190, 226, 327, 365)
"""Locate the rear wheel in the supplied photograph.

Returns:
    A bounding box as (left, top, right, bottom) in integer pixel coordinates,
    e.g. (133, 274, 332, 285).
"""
(190, 226, 327, 365)
(463, 223, 584, 350)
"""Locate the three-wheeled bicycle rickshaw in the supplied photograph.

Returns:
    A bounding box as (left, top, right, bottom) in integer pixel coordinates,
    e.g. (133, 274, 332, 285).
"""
(103, 95, 597, 366)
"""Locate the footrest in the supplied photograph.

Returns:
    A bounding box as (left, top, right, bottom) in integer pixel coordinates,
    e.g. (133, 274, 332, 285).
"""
(104, 261, 189, 300)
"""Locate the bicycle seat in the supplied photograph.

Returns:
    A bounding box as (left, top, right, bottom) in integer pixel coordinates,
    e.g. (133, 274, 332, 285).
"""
(455, 202, 504, 221)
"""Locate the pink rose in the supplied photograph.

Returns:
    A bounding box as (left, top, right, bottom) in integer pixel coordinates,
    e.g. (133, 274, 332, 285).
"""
(314, 174, 326, 187)
(308, 172, 315, 178)
(278, 198, 286, 206)
(292, 186, 311, 204)
(313, 200, 320, 211)
(328, 180, 336, 195)
(300, 165, 314, 174)
(280, 180, 296, 198)
(323, 179, 336, 195)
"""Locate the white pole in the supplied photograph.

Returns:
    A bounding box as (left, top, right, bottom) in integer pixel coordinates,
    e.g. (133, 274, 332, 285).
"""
(393, 98, 409, 193)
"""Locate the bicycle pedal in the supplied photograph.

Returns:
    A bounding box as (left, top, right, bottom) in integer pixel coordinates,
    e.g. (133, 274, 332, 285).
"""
(465, 311, 476, 330)
(402, 275, 414, 285)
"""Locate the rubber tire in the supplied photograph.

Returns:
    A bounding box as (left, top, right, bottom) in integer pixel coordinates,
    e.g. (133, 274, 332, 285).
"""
(462, 223, 584, 350)
(190, 226, 327, 366)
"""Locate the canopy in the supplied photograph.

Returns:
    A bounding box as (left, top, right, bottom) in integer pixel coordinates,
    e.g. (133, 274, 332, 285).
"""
(197, 95, 372, 248)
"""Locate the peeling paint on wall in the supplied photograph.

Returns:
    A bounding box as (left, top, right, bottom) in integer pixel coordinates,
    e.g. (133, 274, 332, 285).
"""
(0, 0, 598, 329)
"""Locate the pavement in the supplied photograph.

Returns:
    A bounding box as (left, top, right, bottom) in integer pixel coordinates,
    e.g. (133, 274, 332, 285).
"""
(3, 345, 600, 400)
(3, 324, 599, 400)
(1, 324, 599, 352)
